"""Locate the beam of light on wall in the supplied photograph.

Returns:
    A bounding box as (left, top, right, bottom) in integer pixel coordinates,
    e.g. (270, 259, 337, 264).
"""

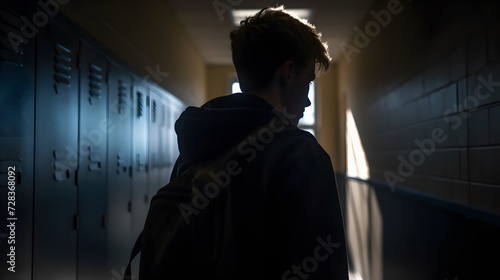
(349, 271, 364, 280)
(345, 109, 382, 280)
(346, 109, 370, 180)
(346, 180, 383, 280)
(231, 9, 311, 26)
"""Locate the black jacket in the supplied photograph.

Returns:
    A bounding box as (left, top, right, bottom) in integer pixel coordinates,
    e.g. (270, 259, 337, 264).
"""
(170, 93, 348, 280)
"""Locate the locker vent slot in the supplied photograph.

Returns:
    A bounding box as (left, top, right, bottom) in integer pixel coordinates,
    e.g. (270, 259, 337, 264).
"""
(136, 92, 144, 118)
(88, 63, 103, 104)
(161, 104, 166, 127)
(152, 100, 157, 123)
(118, 79, 128, 114)
(53, 43, 73, 93)
(0, 6, 23, 65)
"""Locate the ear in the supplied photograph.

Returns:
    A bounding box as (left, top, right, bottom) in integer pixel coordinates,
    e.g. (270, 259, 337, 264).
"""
(279, 60, 295, 86)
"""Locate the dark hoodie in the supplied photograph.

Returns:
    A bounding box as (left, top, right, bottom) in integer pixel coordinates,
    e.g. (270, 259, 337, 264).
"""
(169, 93, 348, 280)
(171, 92, 282, 174)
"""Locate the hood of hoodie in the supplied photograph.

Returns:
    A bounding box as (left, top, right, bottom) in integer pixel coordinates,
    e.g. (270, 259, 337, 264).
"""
(174, 93, 284, 164)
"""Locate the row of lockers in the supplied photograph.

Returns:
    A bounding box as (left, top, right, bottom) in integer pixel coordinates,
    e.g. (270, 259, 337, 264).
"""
(0, 5, 185, 280)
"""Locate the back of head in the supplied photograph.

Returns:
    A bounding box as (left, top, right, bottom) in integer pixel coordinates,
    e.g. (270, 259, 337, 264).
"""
(229, 5, 331, 93)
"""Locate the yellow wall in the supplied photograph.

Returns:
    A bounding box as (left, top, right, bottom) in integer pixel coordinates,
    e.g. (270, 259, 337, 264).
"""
(60, 0, 206, 106)
(316, 63, 345, 173)
(206, 64, 237, 101)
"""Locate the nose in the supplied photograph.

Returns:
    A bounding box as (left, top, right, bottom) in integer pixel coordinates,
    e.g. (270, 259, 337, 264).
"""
(305, 97, 311, 108)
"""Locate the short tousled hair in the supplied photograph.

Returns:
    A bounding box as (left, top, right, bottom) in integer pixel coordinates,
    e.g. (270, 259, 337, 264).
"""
(229, 5, 331, 92)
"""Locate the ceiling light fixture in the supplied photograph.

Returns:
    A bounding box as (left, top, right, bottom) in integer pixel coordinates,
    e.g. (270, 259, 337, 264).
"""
(231, 9, 311, 26)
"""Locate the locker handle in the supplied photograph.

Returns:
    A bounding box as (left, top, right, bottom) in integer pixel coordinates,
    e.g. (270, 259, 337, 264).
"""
(88, 162, 101, 171)
(136, 154, 146, 171)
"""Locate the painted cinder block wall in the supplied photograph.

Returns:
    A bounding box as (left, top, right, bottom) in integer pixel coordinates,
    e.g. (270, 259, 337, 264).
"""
(337, 0, 500, 214)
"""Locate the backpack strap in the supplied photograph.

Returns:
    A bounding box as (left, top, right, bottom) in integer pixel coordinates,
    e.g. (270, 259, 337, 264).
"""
(124, 231, 142, 280)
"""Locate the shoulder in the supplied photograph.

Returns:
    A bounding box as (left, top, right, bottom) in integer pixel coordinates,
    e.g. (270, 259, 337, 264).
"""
(264, 127, 336, 196)
(258, 125, 333, 182)
(274, 125, 330, 162)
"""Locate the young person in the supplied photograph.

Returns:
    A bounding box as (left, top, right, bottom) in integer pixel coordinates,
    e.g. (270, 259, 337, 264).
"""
(147, 5, 349, 279)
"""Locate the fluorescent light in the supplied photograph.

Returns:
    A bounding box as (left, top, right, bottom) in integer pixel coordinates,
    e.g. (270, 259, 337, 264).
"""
(231, 9, 311, 26)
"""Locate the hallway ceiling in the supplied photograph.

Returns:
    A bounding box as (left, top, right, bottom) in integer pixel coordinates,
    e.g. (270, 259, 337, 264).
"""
(166, 0, 376, 65)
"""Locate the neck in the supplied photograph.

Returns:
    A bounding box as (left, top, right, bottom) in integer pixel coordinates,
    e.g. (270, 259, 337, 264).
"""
(248, 89, 284, 113)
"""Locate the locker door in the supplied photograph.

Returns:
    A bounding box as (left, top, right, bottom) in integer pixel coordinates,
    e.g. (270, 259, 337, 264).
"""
(168, 95, 183, 177)
(158, 93, 171, 187)
(77, 41, 109, 280)
(107, 62, 133, 273)
(131, 80, 149, 240)
(148, 88, 161, 195)
(0, 4, 35, 280)
(33, 20, 79, 280)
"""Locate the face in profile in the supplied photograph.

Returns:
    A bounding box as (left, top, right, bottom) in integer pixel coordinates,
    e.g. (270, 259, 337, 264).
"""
(282, 59, 316, 126)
